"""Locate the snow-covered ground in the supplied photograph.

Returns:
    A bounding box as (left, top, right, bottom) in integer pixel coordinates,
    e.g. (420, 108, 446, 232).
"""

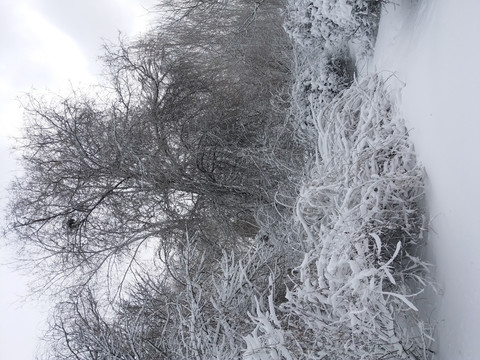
(373, 1, 480, 358)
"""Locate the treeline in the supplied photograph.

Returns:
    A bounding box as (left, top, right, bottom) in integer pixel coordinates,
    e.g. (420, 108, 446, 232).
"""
(5, 1, 305, 359)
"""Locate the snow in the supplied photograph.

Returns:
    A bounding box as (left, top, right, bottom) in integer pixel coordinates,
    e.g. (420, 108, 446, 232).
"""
(373, 0, 480, 358)
(2, 1, 478, 359)
(242, 2, 432, 355)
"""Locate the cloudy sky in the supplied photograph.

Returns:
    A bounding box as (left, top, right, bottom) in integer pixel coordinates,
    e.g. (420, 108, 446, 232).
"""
(0, 1, 157, 359)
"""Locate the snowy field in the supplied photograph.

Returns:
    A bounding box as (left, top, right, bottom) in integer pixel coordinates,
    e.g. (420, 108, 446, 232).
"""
(373, 0, 480, 358)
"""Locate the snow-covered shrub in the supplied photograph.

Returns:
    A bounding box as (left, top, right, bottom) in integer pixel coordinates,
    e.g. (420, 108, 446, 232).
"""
(291, 45, 355, 128)
(285, 0, 383, 130)
(158, 234, 300, 360)
(242, 0, 433, 356)
(285, 0, 382, 51)
(246, 75, 432, 360)
(243, 276, 296, 360)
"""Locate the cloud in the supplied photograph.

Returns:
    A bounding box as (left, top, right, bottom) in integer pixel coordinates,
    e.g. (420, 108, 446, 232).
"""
(20, 4, 94, 84)
(30, 0, 158, 77)
(0, 1, 96, 140)
(0, 2, 95, 91)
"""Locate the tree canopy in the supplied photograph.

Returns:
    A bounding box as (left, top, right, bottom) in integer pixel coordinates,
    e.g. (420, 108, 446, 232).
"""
(6, 0, 301, 296)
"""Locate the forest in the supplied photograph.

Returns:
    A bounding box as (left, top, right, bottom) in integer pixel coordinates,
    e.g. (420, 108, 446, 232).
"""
(4, 0, 433, 359)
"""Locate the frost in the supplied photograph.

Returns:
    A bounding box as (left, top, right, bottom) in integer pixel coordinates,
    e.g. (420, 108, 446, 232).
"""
(263, 74, 431, 359)
(241, 1, 433, 355)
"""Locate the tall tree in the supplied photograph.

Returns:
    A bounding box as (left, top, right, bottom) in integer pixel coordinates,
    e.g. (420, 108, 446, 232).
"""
(5, 0, 302, 295)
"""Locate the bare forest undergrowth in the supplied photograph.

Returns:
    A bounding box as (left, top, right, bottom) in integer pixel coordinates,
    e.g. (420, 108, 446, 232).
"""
(4, 1, 434, 359)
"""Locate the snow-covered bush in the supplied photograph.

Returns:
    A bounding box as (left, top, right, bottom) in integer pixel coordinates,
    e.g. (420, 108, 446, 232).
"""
(285, 0, 382, 50)
(241, 1, 434, 358)
(292, 75, 430, 358)
(286, 0, 385, 136)
(291, 45, 355, 134)
(244, 75, 432, 359)
(164, 237, 296, 360)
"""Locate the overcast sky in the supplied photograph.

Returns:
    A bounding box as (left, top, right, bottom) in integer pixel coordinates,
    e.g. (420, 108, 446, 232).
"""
(0, 1, 157, 359)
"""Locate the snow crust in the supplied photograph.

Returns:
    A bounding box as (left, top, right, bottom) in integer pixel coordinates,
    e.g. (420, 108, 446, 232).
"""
(373, 0, 480, 358)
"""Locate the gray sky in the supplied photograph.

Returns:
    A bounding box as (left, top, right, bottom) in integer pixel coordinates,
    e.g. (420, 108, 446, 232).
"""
(0, 1, 157, 359)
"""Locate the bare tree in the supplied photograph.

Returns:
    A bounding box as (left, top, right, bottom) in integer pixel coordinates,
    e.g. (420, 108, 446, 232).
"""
(5, 0, 302, 297)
